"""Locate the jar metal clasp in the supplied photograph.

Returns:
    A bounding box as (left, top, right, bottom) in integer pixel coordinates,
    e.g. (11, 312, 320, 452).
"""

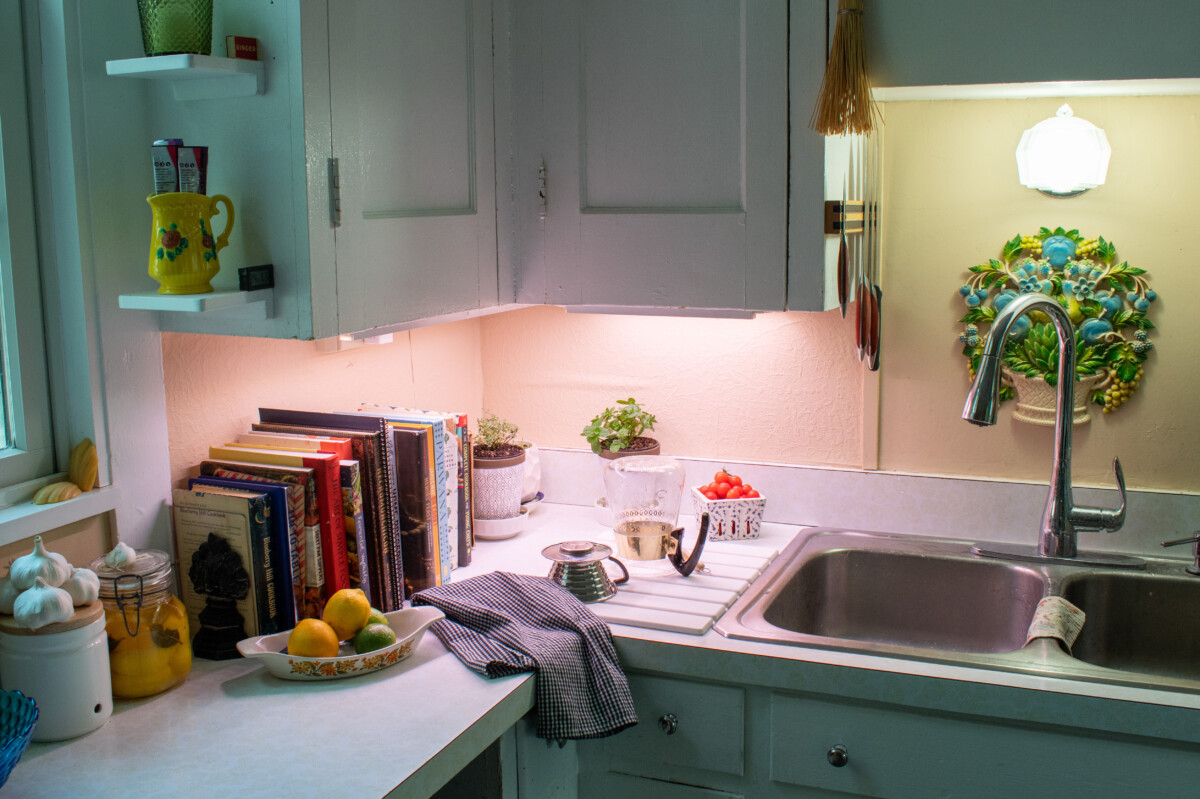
(113, 574, 145, 637)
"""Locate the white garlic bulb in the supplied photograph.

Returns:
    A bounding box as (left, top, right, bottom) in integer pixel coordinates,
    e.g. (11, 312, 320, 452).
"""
(0, 576, 20, 614)
(103, 541, 138, 571)
(62, 567, 100, 606)
(9, 535, 72, 590)
(13, 577, 74, 630)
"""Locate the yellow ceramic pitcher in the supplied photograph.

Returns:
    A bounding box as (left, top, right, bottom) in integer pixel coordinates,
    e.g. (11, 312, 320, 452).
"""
(146, 192, 234, 294)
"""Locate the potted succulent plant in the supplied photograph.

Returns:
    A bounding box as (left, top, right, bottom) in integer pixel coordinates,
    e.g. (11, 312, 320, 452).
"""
(472, 412, 526, 521)
(956, 227, 1157, 425)
(581, 397, 660, 460)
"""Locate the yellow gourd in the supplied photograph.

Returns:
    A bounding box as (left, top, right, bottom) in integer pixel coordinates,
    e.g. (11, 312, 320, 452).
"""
(32, 481, 81, 505)
(68, 438, 98, 492)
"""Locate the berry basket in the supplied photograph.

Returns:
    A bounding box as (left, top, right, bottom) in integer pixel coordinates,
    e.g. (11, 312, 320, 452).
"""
(0, 690, 38, 788)
(691, 487, 766, 541)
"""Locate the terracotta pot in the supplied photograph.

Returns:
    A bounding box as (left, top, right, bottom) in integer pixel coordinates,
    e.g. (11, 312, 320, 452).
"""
(472, 448, 526, 520)
(597, 438, 661, 460)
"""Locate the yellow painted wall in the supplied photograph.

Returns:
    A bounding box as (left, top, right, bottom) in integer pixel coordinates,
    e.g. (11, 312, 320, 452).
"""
(879, 95, 1199, 492)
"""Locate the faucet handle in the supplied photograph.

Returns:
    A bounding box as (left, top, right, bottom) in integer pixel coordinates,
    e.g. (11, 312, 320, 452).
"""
(1160, 532, 1200, 576)
(1070, 457, 1127, 533)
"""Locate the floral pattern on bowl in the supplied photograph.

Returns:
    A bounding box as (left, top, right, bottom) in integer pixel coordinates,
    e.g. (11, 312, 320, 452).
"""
(235, 606, 444, 681)
(957, 228, 1157, 416)
(690, 487, 766, 541)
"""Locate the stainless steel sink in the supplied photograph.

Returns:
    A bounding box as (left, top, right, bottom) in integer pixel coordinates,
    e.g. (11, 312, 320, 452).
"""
(716, 529, 1200, 693)
(1062, 569, 1200, 682)
(759, 544, 1045, 653)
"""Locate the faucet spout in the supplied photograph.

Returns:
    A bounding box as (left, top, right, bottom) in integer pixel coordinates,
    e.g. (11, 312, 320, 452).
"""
(962, 294, 1132, 565)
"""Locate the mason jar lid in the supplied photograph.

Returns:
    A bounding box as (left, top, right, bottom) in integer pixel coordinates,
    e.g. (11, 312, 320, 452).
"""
(89, 548, 174, 599)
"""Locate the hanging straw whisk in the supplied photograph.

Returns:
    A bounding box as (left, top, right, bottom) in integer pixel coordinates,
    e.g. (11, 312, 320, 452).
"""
(809, 0, 880, 136)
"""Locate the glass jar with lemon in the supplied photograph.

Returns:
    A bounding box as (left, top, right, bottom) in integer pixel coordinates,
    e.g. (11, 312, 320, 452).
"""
(90, 549, 192, 699)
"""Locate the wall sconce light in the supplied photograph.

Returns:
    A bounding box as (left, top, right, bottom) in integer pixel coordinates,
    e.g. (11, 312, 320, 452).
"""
(1015, 104, 1111, 197)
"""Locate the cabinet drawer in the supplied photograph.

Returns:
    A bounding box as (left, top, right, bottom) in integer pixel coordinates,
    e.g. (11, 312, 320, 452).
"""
(591, 673, 745, 778)
(770, 692, 1200, 797)
(587, 772, 743, 799)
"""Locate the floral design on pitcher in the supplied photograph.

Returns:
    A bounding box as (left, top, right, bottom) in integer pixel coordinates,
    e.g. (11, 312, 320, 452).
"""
(156, 222, 188, 261)
(200, 220, 216, 262)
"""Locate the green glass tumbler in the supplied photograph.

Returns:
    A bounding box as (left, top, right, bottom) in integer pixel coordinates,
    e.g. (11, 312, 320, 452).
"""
(137, 0, 214, 57)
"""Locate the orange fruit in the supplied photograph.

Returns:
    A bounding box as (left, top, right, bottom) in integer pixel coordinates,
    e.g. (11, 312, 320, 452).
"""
(287, 618, 340, 658)
(322, 588, 372, 640)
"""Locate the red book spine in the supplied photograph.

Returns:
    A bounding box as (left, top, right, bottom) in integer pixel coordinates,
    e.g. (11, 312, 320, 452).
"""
(309, 456, 350, 595)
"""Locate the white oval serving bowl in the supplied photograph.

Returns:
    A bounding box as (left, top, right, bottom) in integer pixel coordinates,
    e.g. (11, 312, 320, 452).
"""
(236, 606, 444, 681)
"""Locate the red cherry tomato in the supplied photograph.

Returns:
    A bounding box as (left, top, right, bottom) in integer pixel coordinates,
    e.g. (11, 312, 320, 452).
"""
(740, 483, 753, 493)
(703, 490, 719, 500)
(715, 482, 731, 498)
(744, 489, 760, 498)
(714, 470, 732, 484)
(728, 475, 743, 488)
(727, 486, 743, 499)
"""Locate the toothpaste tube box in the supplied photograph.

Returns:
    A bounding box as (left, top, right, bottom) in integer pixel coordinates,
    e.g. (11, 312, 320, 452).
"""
(176, 146, 208, 194)
(151, 141, 208, 195)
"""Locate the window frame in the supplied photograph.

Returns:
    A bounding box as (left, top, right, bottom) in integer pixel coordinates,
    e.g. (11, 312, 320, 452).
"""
(0, 0, 55, 493)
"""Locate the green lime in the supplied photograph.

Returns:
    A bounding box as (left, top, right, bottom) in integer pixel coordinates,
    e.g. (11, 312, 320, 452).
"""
(353, 622, 397, 654)
(366, 608, 388, 627)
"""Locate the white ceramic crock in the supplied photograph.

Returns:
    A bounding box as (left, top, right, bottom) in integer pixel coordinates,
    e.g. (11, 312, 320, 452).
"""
(0, 601, 113, 741)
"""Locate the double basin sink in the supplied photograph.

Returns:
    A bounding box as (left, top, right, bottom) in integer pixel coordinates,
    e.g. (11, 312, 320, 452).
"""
(716, 529, 1200, 693)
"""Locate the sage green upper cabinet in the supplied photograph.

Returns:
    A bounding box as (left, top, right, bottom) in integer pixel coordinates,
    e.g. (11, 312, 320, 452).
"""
(511, 0, 796, 313)
(863, 0, 1200, 89)
(326, 0, 499, 335)
(146, 0, 499, 340)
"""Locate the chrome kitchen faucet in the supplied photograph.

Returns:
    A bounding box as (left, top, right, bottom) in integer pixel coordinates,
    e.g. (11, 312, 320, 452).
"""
(961, 293, 1139, 568)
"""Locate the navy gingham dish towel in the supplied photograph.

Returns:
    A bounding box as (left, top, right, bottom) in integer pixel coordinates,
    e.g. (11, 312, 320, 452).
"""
(412, 571, 638, 740)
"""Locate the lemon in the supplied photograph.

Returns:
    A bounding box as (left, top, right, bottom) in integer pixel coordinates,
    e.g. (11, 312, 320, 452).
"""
(366, 608, 388, 627)
(287, 618, 340, 658)
(322, 588, 372, 640)
(353, 622, 397, 654)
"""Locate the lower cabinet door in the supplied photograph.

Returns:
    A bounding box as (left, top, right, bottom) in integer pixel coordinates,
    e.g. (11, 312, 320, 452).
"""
(583, 771, 744, 799)
(770, 692, 1200, 798)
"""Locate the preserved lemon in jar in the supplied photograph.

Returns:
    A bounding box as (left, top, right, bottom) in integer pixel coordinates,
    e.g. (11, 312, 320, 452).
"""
(91, 549, 192, 699)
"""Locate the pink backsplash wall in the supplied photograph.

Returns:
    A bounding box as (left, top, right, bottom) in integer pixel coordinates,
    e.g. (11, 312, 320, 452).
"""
(162, 306, 864, 489)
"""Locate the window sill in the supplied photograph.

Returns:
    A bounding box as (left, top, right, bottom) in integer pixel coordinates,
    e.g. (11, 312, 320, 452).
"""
(0, 484, 119, 547)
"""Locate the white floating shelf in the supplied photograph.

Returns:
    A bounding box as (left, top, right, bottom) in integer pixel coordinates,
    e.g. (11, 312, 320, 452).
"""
(106, 54, 265, 100)
(119, 287, 273, 319)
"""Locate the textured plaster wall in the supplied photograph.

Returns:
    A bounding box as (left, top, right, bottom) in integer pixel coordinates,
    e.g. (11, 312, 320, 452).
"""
(161, 96, 1198, 496)
(880, 95, 1200, 492)
(476, 305, 863, 466)
(161, 320, 485, 488)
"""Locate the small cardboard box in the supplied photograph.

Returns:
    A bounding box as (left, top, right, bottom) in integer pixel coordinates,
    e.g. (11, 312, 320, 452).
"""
(690, 486, 766, 541)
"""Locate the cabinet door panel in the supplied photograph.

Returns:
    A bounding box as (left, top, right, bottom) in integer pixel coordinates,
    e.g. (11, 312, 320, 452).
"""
(329, 0, 498, 333)
(539, 0, 786, 311)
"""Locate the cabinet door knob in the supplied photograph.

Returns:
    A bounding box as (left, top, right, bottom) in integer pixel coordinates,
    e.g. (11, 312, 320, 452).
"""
(658, 713, 679, 735)
(827, 744, 849, 767)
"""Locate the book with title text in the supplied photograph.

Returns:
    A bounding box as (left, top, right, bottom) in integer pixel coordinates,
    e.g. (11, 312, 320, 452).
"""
(172, 486, 280, 640)
(199, 458, 323, 618)
(254, 410, 402, 610)
(358, 405, 457, 580)
(209, 445, 349, 600)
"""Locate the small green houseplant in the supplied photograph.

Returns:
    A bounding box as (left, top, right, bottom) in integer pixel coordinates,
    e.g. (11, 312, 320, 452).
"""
(472, 412, 526, 521)
(582, 398, 659, 457)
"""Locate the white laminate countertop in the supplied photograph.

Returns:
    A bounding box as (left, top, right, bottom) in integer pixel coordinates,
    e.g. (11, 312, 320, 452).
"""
(9, 502, 1200, 798)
